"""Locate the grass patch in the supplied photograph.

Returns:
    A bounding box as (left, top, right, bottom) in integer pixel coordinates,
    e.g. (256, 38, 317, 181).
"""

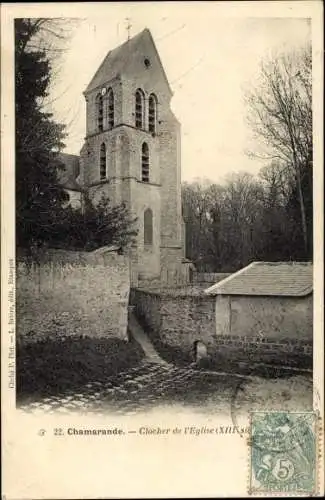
(17, 335, 145, 401)
(194, 357, 312, 379)
(202, 348, 312, 378)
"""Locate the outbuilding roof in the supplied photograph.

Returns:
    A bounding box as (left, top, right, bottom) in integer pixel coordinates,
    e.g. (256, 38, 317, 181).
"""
(204, 262, 313, 297)
(57, 153, 82, 192)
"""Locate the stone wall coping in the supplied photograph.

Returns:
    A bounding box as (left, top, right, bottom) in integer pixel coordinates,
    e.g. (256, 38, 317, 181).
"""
(212, 334, 312, 345)
(133, 286, 213, 298)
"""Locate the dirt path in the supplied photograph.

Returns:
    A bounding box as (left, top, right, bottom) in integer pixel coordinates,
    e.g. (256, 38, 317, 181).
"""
(128, 313, 169, 365)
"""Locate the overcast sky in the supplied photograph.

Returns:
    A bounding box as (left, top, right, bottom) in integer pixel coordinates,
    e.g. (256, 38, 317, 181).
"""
(47, 4, 311, 183)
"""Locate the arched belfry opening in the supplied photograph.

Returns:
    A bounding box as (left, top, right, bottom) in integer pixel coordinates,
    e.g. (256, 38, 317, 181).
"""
(148, 93, 157, 134)
(100, 143, 106, 179)
(107, 88, 114, 128)
(97, 94, 104, 131)
(141, 142, 150, 182)
(135, 89, 145, 129)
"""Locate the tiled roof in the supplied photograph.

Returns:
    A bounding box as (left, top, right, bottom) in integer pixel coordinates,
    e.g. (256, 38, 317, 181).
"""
(205, 262, 313, 297)
(85, 28, 172, 94)
(58, 153, 82, 192)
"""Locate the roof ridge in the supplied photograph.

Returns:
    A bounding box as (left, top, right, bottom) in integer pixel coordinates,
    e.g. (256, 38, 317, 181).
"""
(110, 28, 147, 53)
(204, 261, 256, 295)
(252, 261, 312, 266)
(85, 28, 149, 94)
(204, 261, 313, 297)
(84, 28, 172, 95)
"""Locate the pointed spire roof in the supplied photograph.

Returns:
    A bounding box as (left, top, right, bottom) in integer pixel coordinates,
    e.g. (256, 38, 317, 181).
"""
(85, 28, 172, 95)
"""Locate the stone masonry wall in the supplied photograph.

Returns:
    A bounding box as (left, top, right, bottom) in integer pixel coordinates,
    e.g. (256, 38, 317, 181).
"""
(192, 272, 231, 285)
(131, 288, 216, 351)
(17, 247, 130, 343)
(131, 288, 312, 370)
(130, 288, 162, 333)
(160, 293, 216, 348)
(208, 334, 312, 370)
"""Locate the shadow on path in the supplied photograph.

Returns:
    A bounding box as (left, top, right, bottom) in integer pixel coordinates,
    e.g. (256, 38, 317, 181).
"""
(128, 313, 170, 366)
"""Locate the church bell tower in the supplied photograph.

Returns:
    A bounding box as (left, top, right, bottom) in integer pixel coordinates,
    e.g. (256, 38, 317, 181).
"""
(79, 28, 185, 284)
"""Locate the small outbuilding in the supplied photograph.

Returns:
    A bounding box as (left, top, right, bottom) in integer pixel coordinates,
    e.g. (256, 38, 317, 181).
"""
(205, 262, 313, 340)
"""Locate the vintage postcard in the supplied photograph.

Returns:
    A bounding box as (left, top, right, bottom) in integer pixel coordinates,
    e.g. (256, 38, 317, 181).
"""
(1, 1, 324, 498)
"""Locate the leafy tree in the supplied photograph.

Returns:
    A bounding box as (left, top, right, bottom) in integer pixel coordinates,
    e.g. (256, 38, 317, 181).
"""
(55, 194, 138, 252)
(15, 19, 138, 254)
(15, 18, 68, 249)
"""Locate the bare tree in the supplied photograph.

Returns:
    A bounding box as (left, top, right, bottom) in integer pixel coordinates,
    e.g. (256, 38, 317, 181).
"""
(182, 173, 266, 271)
(19, 18, 79, 57)
(245, 44, 312, 254)
(258, 161, 293, 207)
(220, 172, 265, 266)
(182, 180, 216, 270)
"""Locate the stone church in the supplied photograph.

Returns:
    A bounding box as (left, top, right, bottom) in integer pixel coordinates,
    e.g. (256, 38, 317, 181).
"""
(60, 28, 192, 286)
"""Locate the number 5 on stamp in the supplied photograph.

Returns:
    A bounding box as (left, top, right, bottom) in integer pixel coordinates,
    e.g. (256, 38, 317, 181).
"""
(249, 411, 318, 495)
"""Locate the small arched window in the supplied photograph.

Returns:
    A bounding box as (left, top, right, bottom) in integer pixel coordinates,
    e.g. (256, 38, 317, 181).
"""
(97, 94, 103, 131)
(144, 208, 153, 246)
(135, 89, 144, 129)
(141, 142, 149, 182)
(107, 88, 114, 129)
(148, 94, 157, 134)
(100, 143, 106, 180)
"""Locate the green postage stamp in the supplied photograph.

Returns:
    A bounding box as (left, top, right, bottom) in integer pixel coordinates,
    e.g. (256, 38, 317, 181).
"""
(249, 411, 318, 495)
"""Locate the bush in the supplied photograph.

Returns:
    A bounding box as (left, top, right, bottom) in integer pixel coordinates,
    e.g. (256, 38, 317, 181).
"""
(52, 194, 138, 252)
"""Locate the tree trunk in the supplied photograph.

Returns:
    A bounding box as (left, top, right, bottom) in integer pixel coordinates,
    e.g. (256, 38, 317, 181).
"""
(296, 165, 308, 256)
(288, 123, 308, 257)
